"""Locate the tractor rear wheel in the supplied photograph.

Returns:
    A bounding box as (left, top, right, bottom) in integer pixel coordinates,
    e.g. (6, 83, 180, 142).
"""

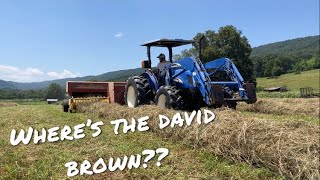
(155, 86, 182, 109)
(125, 76, 151, 108)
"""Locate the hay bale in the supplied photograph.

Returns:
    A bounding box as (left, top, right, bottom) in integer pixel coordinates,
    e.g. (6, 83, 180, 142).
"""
(79, 102, 319, 179)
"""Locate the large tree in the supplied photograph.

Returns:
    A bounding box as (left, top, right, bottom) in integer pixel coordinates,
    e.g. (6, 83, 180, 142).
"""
(45, 83, 65, 100)
(175, 25, 254, 80)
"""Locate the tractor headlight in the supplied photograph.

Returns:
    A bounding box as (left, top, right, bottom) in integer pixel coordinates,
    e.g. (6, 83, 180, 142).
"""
(173, 78, 183, 84)
(187, 75, 193, 85)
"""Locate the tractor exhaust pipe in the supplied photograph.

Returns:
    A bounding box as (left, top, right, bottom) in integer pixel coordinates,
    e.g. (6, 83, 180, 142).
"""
(199, 35, 205, 62)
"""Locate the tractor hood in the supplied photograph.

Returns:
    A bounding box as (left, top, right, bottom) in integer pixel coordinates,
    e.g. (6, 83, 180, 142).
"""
(175, 57, 197, 70)
(203, 58, 231, 69)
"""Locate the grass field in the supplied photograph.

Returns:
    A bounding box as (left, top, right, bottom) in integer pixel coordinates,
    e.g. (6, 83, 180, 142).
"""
(0, 103, 283, 180)
(256, 69, 320, 92)
(0, 98, 318, 180)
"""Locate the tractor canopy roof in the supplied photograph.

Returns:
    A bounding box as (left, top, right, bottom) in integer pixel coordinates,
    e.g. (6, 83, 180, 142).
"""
(141, 39, 194, 47)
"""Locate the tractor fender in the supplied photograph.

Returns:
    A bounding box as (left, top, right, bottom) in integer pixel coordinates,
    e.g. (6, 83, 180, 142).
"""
(172, 70, 195, 89)
(141, 71, 159, 93)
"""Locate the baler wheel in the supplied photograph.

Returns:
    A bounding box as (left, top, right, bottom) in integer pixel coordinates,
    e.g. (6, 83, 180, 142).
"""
(62, 99, 69, 112)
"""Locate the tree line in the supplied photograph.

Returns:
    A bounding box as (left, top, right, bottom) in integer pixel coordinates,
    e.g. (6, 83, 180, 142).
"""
(174, 25, 254, 81)
(0, 83, 65, 100)
(251, 35, 319, 77)
(252, 53, 319, 77)
(174, 26, 319, 79)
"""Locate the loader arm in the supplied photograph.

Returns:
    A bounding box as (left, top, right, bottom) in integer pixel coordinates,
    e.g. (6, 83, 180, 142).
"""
(204, 58, 255, 102)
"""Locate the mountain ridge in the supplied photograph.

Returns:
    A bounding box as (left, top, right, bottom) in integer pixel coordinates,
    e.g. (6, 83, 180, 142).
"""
(1, 35, 319, 90)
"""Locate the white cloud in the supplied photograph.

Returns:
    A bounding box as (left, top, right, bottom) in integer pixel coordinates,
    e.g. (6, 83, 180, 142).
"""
(0, 65, 80, 82)
(25, 68, 44, 76)
(114, 32, 123, 38)
(47, 70, 80, 79)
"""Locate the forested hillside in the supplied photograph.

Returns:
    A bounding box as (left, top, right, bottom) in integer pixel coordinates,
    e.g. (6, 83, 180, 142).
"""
(251, 35, 319, 77)
(0, 68, 144, 90)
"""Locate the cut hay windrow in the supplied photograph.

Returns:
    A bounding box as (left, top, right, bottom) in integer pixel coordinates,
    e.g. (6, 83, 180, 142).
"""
(0, 102, 17, 107)
(238, 98, 319, 118)
(78, 102, 319, 180)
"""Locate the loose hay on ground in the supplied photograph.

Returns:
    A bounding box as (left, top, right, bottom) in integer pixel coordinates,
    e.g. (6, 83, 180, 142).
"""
(78, 102, 320, 180)
(237, 98, 319, 118)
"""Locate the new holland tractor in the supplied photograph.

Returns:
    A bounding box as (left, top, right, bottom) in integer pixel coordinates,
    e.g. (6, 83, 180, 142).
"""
(124, 38, 256, 110)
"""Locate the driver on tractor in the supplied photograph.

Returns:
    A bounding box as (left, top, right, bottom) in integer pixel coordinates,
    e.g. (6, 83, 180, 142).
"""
(156, 53, 170, 76)
(156, 53, 170, 85)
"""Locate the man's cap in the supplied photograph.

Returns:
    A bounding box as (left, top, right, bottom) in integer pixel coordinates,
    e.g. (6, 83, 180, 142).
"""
(157, 53, 165, 59)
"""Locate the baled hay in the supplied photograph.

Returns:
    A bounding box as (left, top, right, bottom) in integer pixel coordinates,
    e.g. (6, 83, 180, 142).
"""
(237, 98, 319, 118)
(79, 102, 320, 179)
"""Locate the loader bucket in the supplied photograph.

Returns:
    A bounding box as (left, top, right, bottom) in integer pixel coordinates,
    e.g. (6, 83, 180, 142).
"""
(244, 83, 257, 104)
(210, 85, 224, 105)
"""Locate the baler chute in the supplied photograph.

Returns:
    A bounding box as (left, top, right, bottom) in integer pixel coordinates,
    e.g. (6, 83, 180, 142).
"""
(62, 81, 126, 112)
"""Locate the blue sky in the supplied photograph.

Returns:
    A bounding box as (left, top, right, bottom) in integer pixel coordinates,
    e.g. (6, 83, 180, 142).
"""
(0, 0, 319, 82)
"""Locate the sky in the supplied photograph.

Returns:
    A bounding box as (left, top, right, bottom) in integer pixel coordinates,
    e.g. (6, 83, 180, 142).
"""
(0, 0, 319, 82)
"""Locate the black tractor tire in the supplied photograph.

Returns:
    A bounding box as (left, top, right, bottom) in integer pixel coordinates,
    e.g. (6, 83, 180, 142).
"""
(155, 86, 182, 109)
(62, 99, 69, 112)
(125, 76, 152, 108)
(183, 93, 202, 111)
(225, 101, 237, 110)
(211, 104, 223, 109)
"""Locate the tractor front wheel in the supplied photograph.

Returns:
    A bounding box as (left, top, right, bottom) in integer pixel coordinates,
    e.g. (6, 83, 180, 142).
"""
(155, 86, 182, 109)
(225, 101, 237, 110)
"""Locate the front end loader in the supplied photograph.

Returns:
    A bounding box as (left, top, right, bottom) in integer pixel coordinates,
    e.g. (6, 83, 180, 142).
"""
(124, 38, 256, 110)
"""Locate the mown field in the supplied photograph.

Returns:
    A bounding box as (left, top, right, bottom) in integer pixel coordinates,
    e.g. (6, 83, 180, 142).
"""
(0, 98, 319, 180)
(256, 69, 319, 92)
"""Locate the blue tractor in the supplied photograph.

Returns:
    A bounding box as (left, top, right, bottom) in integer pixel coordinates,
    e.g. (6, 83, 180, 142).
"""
(124, 38, 256, 110)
